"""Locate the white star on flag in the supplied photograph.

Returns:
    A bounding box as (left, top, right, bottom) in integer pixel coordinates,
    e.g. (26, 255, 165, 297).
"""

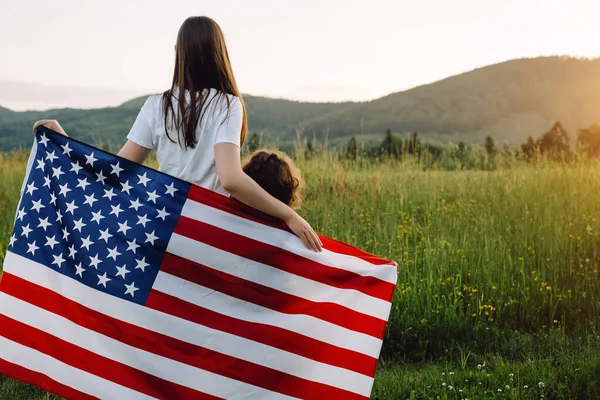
(83, 193, 98, 207)
(95, 170, 107, 185)
(156, 207, 170, 220)
(58, 183, 71, 197)
(135, 257, 149, 272)
(62, 226, 70, 241)
(76, 178, 91, 191)
(144, 231, 159, 246)
(68, 245, 78, 260)
(146, 190, 160, 203)
(91, 210, 105, 224)
(26, 240, 39, 255)
(44, 235, 59, 250)
(126, 239, 140, 253)
(70, 161, 83, 174)
(120, 180, 133, 194)
(137, 172, 151, 187)
(65, 200, 78, 214)
(37, 217, 51, 231)
(89, 254, 102, 269)
(110, 204, 123, 218)
(117, 221, 131, 235)
(136, 214, 150, 227)
(26, 182, 37, 195)
(107, 246, 122, 261)
(73, 218, 87, 233)
(38, 133, 49, 146)
(115, 264, 131, 279)
(21, 224, 33, 238)
(103, 188, 116, 200)
(45, 151, 58, 163)
(52, 253, 66, 268)
(85, 152, 97, 167)
(124, 282, 139, 297)
(74, 263, 85, 277)
(31, 199, 45, 213)
(52, 166, 64, 179)
(81, 236, 94, 251)
(129, 198, 142, 211)
(110, 162, 124, 177)
(164, 182, 178, 197)
(98, 228, 113, 243)
(96, 272, 111, 288)
(61, 142, 72, 156)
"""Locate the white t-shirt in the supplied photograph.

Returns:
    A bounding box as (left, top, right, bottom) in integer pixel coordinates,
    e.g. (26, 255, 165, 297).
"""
(126, 88, 242, 195)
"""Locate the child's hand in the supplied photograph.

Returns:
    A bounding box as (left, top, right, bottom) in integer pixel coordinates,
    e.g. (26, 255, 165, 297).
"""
(285, 212, 323, 252)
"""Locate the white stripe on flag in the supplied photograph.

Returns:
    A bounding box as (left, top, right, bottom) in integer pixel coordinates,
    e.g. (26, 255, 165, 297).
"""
(154, 270, 381, 364)
(2, 251, 375, 396)
(0, 335, 153, 400)
(0, 292, 298, 400)
(181, 199, 397, 283)
(167, 232, 392, 322)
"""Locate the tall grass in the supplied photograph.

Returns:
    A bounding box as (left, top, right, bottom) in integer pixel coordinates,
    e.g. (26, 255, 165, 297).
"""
(1, 149, 600, 399)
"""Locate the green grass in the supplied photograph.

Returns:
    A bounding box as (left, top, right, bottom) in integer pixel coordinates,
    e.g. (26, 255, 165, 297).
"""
(1, 150, 600, 399)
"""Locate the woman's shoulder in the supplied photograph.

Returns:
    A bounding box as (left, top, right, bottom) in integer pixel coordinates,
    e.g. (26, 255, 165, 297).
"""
(206, 89, 241, 105)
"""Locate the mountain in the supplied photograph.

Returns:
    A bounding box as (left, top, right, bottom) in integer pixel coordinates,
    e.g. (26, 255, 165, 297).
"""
(1, 56, 599, 151)
(299, 56, 600, 144)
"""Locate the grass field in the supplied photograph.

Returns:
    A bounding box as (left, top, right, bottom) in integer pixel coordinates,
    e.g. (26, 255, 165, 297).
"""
(1, 150, 600, 399)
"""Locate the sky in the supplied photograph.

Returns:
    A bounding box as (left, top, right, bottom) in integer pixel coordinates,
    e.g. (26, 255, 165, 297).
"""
(1, 0, 599, 110)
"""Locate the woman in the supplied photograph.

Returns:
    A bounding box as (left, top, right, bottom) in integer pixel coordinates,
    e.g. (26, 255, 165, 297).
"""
(33, 16, 322, 251)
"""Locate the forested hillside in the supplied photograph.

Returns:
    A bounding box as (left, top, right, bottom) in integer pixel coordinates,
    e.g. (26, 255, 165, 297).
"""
(1, 56, 599, 151)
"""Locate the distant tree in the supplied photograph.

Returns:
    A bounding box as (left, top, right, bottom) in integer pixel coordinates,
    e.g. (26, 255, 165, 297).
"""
(408, 131, 422, 156)
(484, 136, 496, 156)
(577, 124, 600, 157)
(247, 132, 260, 152)
(381, 129, 393, 157)
(539, 121, 569, 159)
(521, 136, 539, 161)
(346, 136, 358, 160)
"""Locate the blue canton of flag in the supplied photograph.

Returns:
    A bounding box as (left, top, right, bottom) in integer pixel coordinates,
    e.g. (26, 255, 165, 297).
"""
(8, 127, 190, 305)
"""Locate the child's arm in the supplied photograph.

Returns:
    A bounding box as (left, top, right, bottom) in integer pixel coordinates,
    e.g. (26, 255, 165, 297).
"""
(215, 142, 322, 252)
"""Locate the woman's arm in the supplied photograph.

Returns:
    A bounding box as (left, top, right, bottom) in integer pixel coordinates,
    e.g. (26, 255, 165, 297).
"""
(215, 142, 322, 252)
(33, 120, 151, 165)
(117, 140, 151, 164)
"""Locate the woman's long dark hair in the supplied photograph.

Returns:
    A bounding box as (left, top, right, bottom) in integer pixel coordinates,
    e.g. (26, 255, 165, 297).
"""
(162, 16, 247, 149)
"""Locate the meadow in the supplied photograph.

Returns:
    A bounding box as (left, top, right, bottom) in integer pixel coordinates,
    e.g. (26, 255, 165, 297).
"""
(1, 149, 600, 399)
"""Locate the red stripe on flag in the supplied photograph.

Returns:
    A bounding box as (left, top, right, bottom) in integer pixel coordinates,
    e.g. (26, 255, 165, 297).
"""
(186, 185, 395, 266)
(174, 215, 395, 302)
(0, 314, 216, 400)
(1, 273, 368, 400)
(0, 358, 97, 400)
(146, 289, 378, 378)
(160, 251, 388, 339)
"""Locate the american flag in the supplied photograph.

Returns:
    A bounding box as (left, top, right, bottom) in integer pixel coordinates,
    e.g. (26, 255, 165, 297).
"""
(0, 127, 397, 399)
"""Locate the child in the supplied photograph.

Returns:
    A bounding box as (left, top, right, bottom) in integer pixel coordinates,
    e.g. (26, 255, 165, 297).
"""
(243, 150, 303, 210)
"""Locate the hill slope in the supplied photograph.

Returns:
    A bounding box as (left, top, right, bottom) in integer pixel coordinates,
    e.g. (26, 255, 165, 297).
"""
(1, 56, 599, 150)
(299, 57, 600, 143)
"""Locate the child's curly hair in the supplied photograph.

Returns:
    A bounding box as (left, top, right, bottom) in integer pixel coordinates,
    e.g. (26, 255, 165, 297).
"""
(242, 149, 303, 209)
